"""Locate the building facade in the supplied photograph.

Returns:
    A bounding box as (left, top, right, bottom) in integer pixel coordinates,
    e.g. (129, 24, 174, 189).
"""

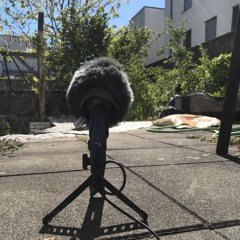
(130, 7, 165, 65)
(165, 0, 240, 55)
(131, 0, 240, 64)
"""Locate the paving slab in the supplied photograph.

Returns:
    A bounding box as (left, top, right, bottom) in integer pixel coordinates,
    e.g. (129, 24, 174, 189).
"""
(127, 129, 240, 155)
(116, 130, 237, 153)
(108, 133, 171, 150)
(127, 128, 215, 139)
(0, 168, 204, 240)
(160, 230, 224, 240)
(1, 125, 240, 240)
(133, 163, 240, 223)
(216, 226, 240, 239)
(107, 147, 227, 167)
(0, 139, 88, 175)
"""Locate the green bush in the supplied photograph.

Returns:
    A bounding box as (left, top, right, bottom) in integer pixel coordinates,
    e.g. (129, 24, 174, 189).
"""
(193, 46, 231, 97)
(125, 61, 168, 120)
(209, 53, 231, 96)
(156, 19, 231, 101)
(0, 120, 11, 136)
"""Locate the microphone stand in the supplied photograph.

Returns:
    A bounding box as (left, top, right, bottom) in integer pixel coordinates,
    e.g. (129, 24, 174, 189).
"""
(42, 99, 148, 226)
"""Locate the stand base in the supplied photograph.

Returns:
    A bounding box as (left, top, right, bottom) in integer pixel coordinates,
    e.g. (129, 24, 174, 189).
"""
(42, 175, 148, 225)
(42, 103, 148, 230)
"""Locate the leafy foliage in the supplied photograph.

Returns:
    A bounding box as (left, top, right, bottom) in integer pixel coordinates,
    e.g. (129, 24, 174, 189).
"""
(124, 60, 165, 120)
(0, 138, 24, 156)
(157, 19, 231, 99)
(189, 45, 231, 97)
(208, 53, 231, 96)
(0, 4, 232, 120)
(108, 26, 163, 119)
(157, 19, 196, 94)
(0, 120, 11, 136)
(107, 26, 152, 65)
(0, 0, 127, 89)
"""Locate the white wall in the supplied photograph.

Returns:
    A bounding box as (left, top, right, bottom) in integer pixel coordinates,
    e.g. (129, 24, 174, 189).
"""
(145, 7, 165, 65)
(131, 7, 165, 65)
(165, 0, 240, 48)
(131, 8, 145, 28)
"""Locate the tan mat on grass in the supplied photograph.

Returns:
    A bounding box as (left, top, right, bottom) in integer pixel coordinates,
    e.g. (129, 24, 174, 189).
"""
(153, 114, 220, 128)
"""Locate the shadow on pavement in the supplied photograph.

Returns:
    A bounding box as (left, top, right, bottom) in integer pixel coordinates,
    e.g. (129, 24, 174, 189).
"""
(218, 153, 240, 164)
(39, 197, 145, 239)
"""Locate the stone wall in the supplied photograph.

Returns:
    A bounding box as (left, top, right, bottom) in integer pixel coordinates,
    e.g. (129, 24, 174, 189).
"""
(191, 31, 235, 61)
(149, 31, 235, 68)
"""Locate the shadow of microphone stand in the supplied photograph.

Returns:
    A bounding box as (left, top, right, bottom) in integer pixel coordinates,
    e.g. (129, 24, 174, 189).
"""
(41, 95, 160, 238)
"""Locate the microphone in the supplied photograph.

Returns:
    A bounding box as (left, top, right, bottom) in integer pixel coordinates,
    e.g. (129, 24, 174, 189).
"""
(66, 57, 134, 127)
(66, 57, 134, 195)
(42, 58, 149, 229)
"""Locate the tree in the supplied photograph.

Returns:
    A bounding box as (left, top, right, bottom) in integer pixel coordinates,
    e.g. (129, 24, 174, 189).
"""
(157, 19, 231, 97)
(107, 26, 152, 65)
(108, 26, 164, 119)
(157, 18, 196, 94)
(0, 0, 126, 88)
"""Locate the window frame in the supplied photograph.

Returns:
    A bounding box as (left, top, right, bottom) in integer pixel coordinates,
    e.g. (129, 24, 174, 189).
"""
(205, 16, 217, 42)
(183, 0, 192, 12)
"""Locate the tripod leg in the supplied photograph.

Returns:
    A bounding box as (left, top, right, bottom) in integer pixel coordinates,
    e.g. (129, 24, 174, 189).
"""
(42, 176, 92, 225)
(104, 179, 148, 221)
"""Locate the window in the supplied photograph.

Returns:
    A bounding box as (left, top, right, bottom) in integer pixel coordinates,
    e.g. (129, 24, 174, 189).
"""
(205, 16, 217, 41)
(184, 0, 192, 11)
(183, 29, 192, 48)
(232, 5, 239, 31)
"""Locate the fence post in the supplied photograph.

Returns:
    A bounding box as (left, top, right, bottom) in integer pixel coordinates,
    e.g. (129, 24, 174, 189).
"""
(38, 12, 46, 121)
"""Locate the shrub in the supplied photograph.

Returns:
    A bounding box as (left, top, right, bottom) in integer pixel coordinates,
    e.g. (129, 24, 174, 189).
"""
(158, 19, 231, 98)
(0, 120, 11, 136)
(194, 46, 231, 97)
(0, 138, 24, 155)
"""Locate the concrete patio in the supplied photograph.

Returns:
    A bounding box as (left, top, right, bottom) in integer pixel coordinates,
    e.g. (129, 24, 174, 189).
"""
(0, 126, 240, 239)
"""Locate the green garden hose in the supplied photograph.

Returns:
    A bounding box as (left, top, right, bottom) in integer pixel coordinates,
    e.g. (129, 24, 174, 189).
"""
(147, 125, 240, 136)
(147, 125, 218, 133)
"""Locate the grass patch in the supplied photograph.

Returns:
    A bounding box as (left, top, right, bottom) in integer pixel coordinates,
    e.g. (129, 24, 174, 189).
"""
(186, 134, 218, 143)
(0, 138, 24, 156)
(76, 135, 88, 144)
(187, 134, 240, 151)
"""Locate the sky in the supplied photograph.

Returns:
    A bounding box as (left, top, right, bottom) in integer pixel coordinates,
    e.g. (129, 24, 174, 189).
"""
(109, 0, 165, 29)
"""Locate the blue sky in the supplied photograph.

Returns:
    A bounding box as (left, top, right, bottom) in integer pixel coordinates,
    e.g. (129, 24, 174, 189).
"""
(109, 0, 165, 28)
(0, 0, 165, 35)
